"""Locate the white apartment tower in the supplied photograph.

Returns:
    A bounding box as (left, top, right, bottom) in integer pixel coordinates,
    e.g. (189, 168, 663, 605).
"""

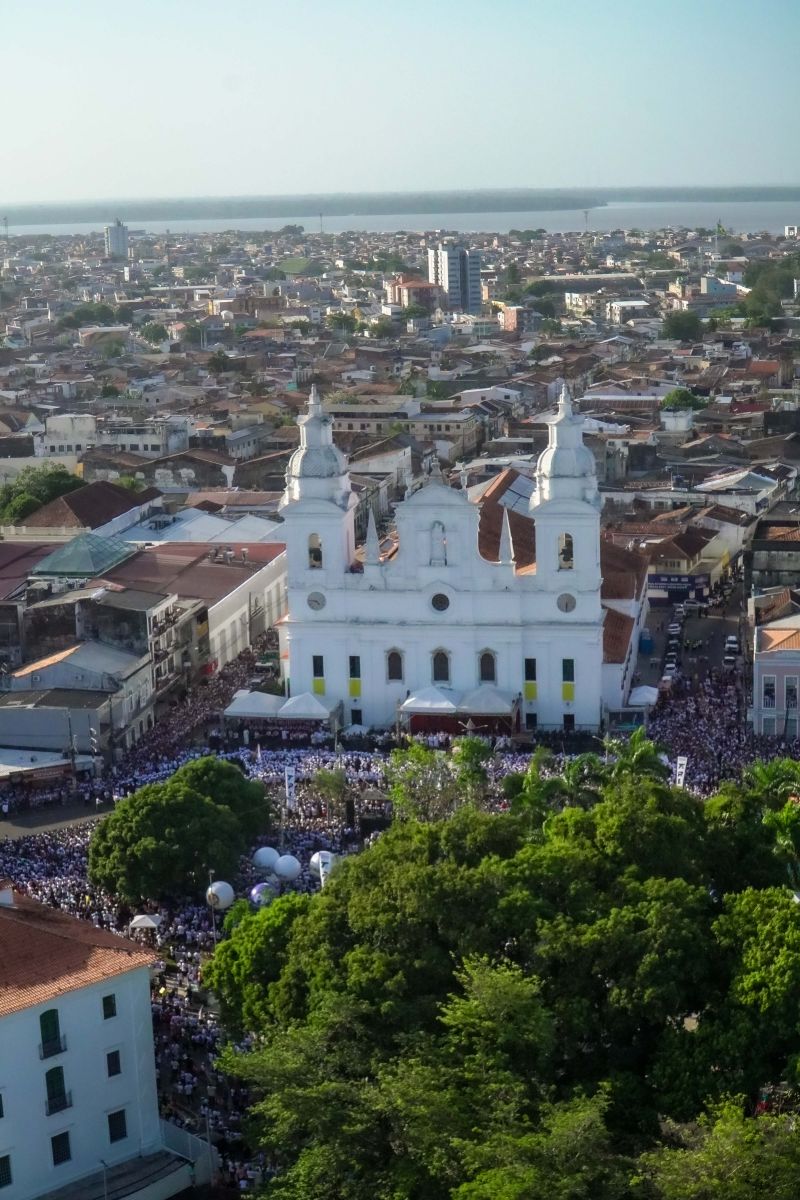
(104, 220, 129, 260)
(427, 242, 482, 313)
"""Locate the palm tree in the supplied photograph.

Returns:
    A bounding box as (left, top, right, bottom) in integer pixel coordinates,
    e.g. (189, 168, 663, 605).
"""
(510, 747, 565, 834)
(763, 799, 800, 891)
(559, 752, 607, 809)
(603, 726, 671, 784)
(742, 758, 800, 812)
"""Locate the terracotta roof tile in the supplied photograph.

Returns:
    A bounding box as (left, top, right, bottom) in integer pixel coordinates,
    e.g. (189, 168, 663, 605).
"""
(0, 889, 154, 1017)
(603, 606, 635, 663)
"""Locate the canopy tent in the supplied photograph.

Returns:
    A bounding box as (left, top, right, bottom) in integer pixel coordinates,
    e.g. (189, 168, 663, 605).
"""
(627, 685, 660, 708)
(399, 686, 459, 715)
(224, 689, 285, 720)
(129, 914, 162, 930)
(457, 685, 516, 715)
(278, 692, 339, 720)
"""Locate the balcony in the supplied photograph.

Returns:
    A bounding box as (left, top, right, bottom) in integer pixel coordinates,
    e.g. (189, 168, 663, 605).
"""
(45, 1091, 72, 1116)
(39, 1035, 67, 1060)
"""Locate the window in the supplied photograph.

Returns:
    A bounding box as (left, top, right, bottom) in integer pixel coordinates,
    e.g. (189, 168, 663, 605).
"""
(525, 712, 537, 731)
(308, 533, 323, 569)
(349, 656, 361, 679)
(108, 1109, 127, 1144)
(558, 532, 574, 570)
(432, 650, 450, 684)
(524, 658, 537, 682)
(479, 651, 496, 683)
(387, 650, 404, 682)
(0, 1094, 3, 1118)
(39, 1009, 63, 1058)
(787, 678, 798, 710)
(351, 708, 362, 725)
(0, 1155, 10, 1189)
(51, 1132, 71, 1166)
(312, 655, 324, 678)
(563, 714, 576, 732)
(45, 1067, 69, 1116)
(562, 659, 575, 683)
(763, 677, 776, 709)
(102, 994, 117, 1020)
(431, 593, 450, 611)
(106, 1050, 121, 1078)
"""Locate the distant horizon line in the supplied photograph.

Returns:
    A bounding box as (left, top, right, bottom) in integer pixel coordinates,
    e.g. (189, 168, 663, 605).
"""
(5, 184, 800, 208)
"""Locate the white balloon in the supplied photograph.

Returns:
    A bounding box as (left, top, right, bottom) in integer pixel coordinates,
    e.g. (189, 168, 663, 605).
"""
(274, 854, 302, 881)
(309, 850, 336, 879)
(206, 880, 235, 910)
(253, 846, 280, 871)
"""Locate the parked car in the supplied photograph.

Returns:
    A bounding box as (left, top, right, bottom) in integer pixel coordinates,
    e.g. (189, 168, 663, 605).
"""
(725, 635, 740, 651)
(723, 654, 737, 669)
(668, 623, 682, 636)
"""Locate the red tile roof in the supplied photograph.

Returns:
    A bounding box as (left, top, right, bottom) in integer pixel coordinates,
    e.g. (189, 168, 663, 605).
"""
(603, 606, 635, 663)
(21, 482, 152, 531)
(0, 887, 154, 1017)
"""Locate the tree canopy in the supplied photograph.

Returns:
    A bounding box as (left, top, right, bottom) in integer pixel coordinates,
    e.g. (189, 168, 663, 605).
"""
(0, 463, 83, 523)
(87, 755, 266, 902)
(660, 387, 706, 412)
(207, 743, 800, 1198)
(661, 310, 703, 341)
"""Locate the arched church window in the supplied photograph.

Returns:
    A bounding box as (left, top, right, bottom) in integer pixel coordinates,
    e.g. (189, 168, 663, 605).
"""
(479, 651, 496, 683)
(387, 650, 404, 682)
(430, 521, 447, 567)
(558, 532, 574, 570)
(308, 533, 323, 569)
(432, 650, 450, 684)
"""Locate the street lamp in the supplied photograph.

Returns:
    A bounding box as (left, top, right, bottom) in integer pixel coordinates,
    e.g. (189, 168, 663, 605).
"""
(100, 1158, 109, 1200)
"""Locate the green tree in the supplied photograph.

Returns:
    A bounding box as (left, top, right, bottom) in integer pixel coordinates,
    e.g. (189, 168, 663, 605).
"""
(2, 492, 39, 523)
(659, 387, 705, 412)
(311, 767, 349, 820)
(0, 463, 83, 522)
(402, 303, 430, 319)
(207, 349, 231, 374)
(326, 312, 357, 334)
(172, 755, 269, 840)
(662, 310, 703, 341)
(140, 322, 168, 345)
(638, 1101, 800, 1200)
(88, 781, 244, 902)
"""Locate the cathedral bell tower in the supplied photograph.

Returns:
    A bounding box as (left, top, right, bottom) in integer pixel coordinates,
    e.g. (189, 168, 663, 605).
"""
(529, 384, 601, 611)
(279, 385, 357, 585)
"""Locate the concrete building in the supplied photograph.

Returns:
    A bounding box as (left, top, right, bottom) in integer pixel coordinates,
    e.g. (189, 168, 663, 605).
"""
(427, 243, 482, 314)
(103, 220, 129, 260)
(750, 614, 800, 737)
(277, 385, 646, 733)
(0, 884, 213, 1200)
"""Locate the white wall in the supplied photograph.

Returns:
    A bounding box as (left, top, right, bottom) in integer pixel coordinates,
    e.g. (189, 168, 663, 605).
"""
(0, 966, 160, 1200)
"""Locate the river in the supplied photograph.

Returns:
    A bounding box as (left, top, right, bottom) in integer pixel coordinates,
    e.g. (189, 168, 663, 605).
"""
(5, 200, 800, 238)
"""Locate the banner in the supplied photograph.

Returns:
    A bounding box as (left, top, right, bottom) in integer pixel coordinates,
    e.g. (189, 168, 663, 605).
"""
(284, 765, 296, 812)
(675, 756, 688, 788)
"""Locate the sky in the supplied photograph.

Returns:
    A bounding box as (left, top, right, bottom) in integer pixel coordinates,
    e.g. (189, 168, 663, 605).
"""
(3, 0, 800, 203)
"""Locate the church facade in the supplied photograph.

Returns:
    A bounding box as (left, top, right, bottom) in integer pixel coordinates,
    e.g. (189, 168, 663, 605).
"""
(278, 385, 647, 732)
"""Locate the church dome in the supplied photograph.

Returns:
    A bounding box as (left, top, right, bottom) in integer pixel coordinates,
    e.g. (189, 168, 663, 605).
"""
(286, 440, 348, 480)
(536, 440, 595, 479)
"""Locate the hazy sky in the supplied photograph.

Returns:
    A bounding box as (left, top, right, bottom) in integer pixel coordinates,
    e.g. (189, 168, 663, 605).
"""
(4, 0, 799, 203)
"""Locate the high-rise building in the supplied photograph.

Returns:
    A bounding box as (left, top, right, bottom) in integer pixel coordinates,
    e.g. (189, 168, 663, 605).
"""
(427, 242, 482, 313)
(104, 219, 129, 260)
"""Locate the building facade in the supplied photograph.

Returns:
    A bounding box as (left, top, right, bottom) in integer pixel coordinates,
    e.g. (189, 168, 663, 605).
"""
(427, 243, 482, 314)
(103, 220, 129, 260)
(278, 385, 638, 732)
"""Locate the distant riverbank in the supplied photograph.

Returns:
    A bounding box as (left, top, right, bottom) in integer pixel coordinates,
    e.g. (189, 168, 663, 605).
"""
(3, 188, 800, 238)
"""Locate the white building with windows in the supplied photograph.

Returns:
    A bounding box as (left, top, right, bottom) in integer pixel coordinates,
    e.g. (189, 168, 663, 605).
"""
(278, 386, 647, 732)
(0, 883, 213, 1200)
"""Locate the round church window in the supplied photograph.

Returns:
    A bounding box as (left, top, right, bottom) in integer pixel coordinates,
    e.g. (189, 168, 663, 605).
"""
(431, 593, 450, 612)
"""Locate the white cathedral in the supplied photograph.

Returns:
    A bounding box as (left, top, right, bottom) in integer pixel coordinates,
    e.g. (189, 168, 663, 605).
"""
(277, 385, 648, 733)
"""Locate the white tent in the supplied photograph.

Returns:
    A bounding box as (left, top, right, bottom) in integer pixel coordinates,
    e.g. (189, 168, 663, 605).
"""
(129, 914, 162, 930)
(224, 689, 286, 720)
(399, 686, 459, 715)
(627, 685, 660, 708)
(458, 685, 516, 715)
(278, 692, 338, 720)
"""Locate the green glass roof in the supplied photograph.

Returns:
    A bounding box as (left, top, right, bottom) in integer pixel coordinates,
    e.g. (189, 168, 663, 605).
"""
(32, 533, 136, 577)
